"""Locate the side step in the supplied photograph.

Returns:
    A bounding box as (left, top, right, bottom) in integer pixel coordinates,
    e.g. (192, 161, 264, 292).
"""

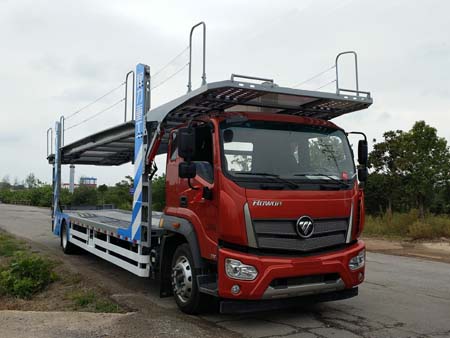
(197, 274, 218, 296)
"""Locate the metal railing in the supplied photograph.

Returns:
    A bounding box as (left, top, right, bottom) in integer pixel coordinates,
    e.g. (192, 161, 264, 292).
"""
(231, 74, 274, 84)
(335, 51, 370, 97)
(187, 22, 207, 92)
(124, 70, 135, 122)
(46, 127, 53, 157)
(59, 116, 65, 146)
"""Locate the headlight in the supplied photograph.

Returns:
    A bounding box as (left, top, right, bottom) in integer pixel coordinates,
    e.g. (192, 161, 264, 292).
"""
(225, 258, 258, 281)
(349, 249, 365, 271)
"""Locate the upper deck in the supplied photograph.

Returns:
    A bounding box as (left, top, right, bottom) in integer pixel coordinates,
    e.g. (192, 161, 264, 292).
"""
(48, 76, 372, 166)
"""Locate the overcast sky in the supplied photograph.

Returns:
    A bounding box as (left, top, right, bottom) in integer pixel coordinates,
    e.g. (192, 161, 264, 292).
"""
(1, 0, 449, 185)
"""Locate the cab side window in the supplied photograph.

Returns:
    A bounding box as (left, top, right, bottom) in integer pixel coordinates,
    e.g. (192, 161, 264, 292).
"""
(170, 132, 178, 161)
(191, 125, 214, 183)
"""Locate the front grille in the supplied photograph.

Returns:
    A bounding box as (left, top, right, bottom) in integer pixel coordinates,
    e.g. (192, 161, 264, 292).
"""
(253, 218, 348, 253)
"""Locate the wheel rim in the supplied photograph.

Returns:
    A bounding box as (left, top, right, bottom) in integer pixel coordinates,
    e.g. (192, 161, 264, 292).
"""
(62, 225, 67, 248)
(172, 255, 193, 303)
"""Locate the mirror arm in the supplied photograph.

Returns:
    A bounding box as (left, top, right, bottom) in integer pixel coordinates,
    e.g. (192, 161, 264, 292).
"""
(188, 177, 199, 190)
(347, 131, 367, 142)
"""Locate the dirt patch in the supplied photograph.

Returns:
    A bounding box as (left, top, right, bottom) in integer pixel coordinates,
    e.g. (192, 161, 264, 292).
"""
(364, 236, 450, 264)
(0, 310, 129, 338)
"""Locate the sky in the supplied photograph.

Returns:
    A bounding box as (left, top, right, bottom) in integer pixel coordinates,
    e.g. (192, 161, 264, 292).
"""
(0, 0, 449, 185)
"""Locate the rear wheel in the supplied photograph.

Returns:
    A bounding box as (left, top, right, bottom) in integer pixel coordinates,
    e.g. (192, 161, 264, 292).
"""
(171, 243, 204, 314)
(60, 221, 76, 254)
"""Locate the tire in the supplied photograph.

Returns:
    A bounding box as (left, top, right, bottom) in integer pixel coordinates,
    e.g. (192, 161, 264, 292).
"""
(60, 221, 77, 254)
(171, 243, 204, 314)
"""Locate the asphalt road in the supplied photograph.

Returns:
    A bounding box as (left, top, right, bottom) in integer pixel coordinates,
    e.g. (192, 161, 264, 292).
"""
(1, 204, 450, 338)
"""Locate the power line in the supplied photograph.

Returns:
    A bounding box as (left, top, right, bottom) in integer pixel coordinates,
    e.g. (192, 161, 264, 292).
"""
(315, 79, 336, 91)
(64, 82, 125, 120)
(151, 46, 189, 80)
(65, 98, 125, 131)
(151, 62, 189, 91)
(292, 65, 336, 88)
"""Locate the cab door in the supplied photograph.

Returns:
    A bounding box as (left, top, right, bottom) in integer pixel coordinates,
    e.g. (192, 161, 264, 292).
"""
(167, 124, 219, 256)
(183, 124, 219, 246)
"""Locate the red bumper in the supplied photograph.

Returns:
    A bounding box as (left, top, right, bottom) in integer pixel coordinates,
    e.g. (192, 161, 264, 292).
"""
(218, 240, 365, 300)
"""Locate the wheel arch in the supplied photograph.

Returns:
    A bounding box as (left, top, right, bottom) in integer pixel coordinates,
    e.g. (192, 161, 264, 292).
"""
(159, 215, 206, 297)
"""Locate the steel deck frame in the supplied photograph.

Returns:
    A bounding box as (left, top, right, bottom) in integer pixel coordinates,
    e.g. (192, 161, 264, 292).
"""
(48, 79, 372, 166)
(48, 121, 135, 166)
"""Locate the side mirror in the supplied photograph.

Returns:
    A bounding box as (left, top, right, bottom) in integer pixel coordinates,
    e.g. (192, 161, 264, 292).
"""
(358, 140, 368, 166)
(179, 162, 196, 179)
(358, 167, 368, 183)
(178, 127, 196, 160)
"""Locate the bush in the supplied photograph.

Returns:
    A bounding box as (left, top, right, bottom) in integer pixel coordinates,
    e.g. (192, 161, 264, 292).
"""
(0, 252, 56, 299)
(407, 222, 434, 240)
(365, 210, 450, 240)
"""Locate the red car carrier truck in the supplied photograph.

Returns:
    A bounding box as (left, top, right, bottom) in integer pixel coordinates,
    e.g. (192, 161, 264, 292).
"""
(47, 23, 372, 314)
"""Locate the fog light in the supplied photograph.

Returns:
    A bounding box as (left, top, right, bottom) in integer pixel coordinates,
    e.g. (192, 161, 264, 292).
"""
(231, 284, 240, 294)
(225, 258, 258, 281)
(358, 272, 364, 282)
(349, 249, 365, 271)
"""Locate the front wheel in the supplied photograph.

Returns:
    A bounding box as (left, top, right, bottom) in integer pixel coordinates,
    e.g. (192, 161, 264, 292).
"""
(171, 243, 204, 314)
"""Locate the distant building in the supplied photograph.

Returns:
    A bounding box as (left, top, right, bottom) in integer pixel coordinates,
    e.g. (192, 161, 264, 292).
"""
(62, 176, 97, 190)
(80, 176, 97, 188)
(62, 183, 79, 190)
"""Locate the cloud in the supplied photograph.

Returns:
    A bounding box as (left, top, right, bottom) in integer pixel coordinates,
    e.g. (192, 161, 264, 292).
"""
(0, 0, 450, 184)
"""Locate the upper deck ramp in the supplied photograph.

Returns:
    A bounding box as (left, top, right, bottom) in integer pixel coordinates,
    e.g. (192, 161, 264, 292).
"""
(153, 77, 372, 128)
(48, 121, 135, 165)
(48, 77, 372, 166)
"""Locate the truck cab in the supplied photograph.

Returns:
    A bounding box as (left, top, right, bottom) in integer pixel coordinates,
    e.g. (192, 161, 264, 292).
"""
(163, 111, 367, 312)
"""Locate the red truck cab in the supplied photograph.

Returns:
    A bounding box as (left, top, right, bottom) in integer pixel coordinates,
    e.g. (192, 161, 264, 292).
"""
(163, 111, 367, 313)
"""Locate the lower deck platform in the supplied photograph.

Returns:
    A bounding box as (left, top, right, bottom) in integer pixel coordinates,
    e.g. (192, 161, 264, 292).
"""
(64, 208, 162, 234)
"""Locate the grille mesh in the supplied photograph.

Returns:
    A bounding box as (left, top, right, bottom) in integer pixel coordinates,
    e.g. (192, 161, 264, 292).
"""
(253, 218, 348, 253)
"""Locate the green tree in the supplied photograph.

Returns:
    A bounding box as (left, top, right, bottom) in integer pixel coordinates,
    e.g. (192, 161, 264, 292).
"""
(71, 185, 99, 206)
(401, 121, 450, 217)
(103, 177, 133, 210)
(0, 175, 11, 190)
(152, 174, 166, 211)
(98, 184, 108, 206)
(25, 173, 39, 189)
(369, 121, 450, 218)
(369, 129, 407, 214)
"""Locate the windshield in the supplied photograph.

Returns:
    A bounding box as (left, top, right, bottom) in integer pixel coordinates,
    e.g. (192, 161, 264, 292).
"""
(220, 120, 355, 186)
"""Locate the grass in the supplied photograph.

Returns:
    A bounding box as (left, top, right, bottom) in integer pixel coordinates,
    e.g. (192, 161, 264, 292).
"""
(0, 252, 57, 298)
(69, 290, 122, 313)
(0, 232, 57, 299)
(0, 232, 25, 257)
(0, 230, 123, 313)
(365, 209, 450, 240)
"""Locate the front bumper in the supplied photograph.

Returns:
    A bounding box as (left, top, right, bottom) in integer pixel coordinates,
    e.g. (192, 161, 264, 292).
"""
(219, 287, 358, 314)
(217, 240, 365, 300)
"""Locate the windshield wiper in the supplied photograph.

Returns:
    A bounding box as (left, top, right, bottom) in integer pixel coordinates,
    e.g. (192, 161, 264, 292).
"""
(293, 173, 352, 188)
(234, 172, 299, 189)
